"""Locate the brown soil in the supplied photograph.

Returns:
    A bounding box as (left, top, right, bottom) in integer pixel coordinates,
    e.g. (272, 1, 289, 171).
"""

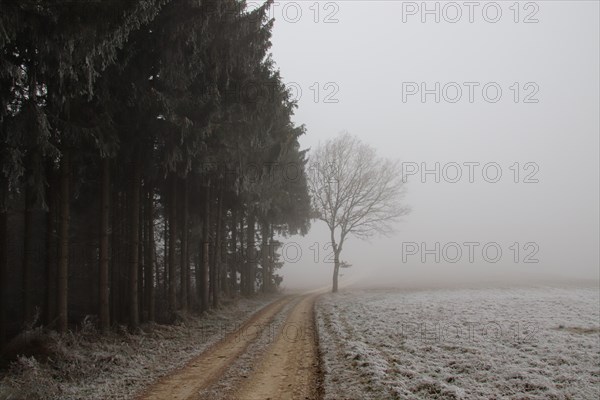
(137, 293, 321, 400)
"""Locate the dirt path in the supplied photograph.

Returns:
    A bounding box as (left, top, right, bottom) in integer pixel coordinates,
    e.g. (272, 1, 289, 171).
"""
(234, 293, 321, 400)
(137, 293, 321, 400)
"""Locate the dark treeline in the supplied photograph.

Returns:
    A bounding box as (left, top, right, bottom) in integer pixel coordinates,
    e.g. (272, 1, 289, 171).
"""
(0, 0, 311, 346)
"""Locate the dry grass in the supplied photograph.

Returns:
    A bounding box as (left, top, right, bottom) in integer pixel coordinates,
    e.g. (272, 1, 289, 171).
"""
(0, 295, 279, 400)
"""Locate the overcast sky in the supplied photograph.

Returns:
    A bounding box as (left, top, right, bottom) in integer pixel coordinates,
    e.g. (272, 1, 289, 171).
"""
(261, 0, 599, 289)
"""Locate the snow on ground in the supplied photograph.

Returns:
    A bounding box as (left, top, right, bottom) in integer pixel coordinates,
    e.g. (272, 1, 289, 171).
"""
(316, 285, 600, 399)
(0, 294, 280, 400)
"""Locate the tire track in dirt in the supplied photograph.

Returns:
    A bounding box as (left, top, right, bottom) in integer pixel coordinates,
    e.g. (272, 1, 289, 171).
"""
(136, 295, 295, 400)
(233, 293, 322, 400)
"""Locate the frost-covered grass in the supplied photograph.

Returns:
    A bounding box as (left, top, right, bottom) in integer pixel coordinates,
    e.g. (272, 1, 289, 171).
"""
(0, 295, 279, 400)
(316, 286, 600, 399)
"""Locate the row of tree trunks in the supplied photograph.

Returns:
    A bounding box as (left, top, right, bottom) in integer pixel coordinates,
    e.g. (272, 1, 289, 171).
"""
(11, 152, 194, 335)
(0, 160, 262, 338)
(101, 158, 159, 330)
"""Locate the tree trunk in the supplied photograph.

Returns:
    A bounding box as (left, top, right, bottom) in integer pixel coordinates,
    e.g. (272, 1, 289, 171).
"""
(332, 251, 340, 293)
(163, 205, 168, 300)
(230, 208, 238, 295)
(261, 221, 269, 293)
(246, 212, 256, 296)
(22, 181, 35, 324)
(110, 191, 121, 325)
(200, 183, 210, 312)
(168, 175, 178, 314)
(56, 151, 70, 333)
(138, 188, 144, 320)
(239, 214, 245, 295)
(195, 244, 201, 310)
(144, 186, 155, 322)
(99, 157, 110, 332)
(128, 158, 141, 330)
(220, 205, 229, 298)
(179, 178, 189, 311)
(110, 192, 118, 325)
(23, 67, 38, 325)
(212, 185, 223, 308)
(44, 169, 57, 326)
(0, 175, 8, 347)
(269, 224, 275, 291)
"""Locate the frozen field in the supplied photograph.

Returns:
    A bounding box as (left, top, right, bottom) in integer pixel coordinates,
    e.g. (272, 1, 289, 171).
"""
(316, 286, 600, 399)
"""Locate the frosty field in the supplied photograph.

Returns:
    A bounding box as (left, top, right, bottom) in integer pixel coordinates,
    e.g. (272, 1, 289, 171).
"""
(316, 286, 600, 399)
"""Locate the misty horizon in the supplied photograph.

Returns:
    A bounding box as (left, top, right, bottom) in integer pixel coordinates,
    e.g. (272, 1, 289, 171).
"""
(270, 0, 599, 289)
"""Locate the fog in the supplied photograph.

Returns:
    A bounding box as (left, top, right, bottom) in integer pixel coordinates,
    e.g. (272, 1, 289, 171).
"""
(264, 1, 600, 289)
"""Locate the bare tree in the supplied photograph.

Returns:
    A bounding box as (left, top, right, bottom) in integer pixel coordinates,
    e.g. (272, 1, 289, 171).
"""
(308, 133, 410, 292)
